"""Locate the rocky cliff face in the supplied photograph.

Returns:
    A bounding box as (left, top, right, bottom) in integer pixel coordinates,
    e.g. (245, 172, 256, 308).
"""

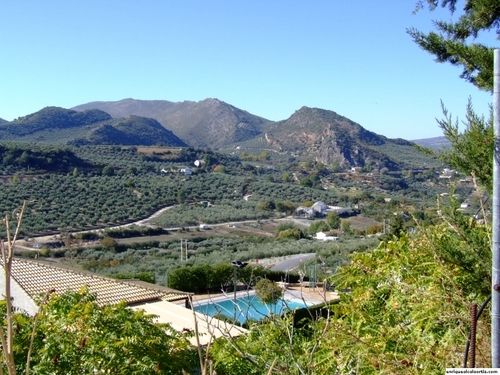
(264, 107, 399, 170)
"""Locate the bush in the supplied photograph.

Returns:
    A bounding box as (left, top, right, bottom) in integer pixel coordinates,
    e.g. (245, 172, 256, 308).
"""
(309, 220, 329, 234)
(278, 228, 304, 240)
(100, 236, 118, 249)
(168, 264, 300, 293)
(275, 222, 295, 235)
(254, 279, 282, 304)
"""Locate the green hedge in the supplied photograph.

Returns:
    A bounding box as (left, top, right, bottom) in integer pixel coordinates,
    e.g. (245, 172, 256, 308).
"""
(168, 264, 300, 293)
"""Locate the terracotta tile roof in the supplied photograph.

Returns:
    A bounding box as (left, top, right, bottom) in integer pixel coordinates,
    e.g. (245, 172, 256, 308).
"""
(6, 258, 188, 306)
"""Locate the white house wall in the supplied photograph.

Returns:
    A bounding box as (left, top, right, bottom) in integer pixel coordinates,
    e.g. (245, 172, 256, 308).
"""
(0, 267, 38, 315)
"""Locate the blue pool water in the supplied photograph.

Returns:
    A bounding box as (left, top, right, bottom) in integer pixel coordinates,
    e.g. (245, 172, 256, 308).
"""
(194, 295, 307, 323)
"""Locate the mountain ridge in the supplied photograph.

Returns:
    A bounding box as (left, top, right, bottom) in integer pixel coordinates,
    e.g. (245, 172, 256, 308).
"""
(0, 99, 445, 171)
(259, 106, 413, 169)
(412, 136, 450, 150)
(0, 107, 187, 147)
(73, 98, 270, 148)
(71, 99, 442, 170)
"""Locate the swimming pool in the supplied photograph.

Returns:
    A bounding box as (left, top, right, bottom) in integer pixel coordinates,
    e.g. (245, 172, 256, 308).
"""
(194, 294, 307, 323)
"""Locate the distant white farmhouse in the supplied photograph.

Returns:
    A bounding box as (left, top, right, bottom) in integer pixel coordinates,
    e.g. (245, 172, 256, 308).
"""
(161, 166, 192, 175)
(296, 201, 354, 218)
(179, 166, 192, 175)
(439, 168, 456, 179)
(315, 232, 339, 241)
(311, 201, 328, 215)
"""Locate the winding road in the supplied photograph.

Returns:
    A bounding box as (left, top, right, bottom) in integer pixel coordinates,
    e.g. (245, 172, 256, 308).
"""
(17, 205, 317, 270)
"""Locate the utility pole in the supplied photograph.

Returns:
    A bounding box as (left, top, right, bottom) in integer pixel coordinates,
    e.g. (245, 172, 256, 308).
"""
(492, 48, 500, 367)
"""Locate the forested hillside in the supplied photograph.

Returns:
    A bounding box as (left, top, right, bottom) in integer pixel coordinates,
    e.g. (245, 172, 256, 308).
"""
(73, 98, 271, 148)
(69, 115, 187, 146)
(0, 143, 93, 174)
(0, 107, 186, 147)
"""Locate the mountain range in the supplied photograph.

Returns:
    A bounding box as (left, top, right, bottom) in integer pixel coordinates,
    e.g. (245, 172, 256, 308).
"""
(411, 136, 450, 150)
(0, 98, 447, 170)
(72, 98, 270, 149)
(0, 107, 186, 147)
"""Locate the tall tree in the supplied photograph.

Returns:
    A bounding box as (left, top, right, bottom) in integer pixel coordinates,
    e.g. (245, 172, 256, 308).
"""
(408, 0, 499, 91)
(326, 211, 341, 230)
(409, 1, 498, 192)
(433, 100, 494, 192)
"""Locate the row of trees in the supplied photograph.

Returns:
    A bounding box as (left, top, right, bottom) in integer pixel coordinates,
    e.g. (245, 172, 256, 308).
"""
(0, 142, 457, 238)
(65, 234, 375, 286)
(167, 263, 301, 294)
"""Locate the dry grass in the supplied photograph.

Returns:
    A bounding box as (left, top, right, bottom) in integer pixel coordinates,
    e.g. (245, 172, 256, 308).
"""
(134, 146, 182, 160)
(347, 216, 381, 230)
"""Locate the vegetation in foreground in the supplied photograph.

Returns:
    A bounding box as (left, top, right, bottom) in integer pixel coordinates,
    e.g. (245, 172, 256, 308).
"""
(4, 290, 197, 374)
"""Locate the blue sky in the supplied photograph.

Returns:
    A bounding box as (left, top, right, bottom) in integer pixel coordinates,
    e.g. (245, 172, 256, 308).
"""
(0, 1, 496, 140)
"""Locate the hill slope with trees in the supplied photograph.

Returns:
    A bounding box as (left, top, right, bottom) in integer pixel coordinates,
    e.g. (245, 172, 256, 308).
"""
(73, 98, 271, 149)
(0, 107, 187, 147)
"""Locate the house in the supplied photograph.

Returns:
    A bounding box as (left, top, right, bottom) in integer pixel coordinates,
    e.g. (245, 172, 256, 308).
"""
(439, 168, 456, 179)
(311, 201, 328, 215)
(179, 166, 192, 176)
(160, 167, 192, 176)
(295, 206, 315, 219)
(315, 232, 339, 241)
(0, 258, 245, 345)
